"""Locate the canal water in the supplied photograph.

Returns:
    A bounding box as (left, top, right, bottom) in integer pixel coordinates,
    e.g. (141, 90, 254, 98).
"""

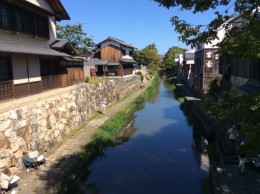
(78, 80, 209, 194)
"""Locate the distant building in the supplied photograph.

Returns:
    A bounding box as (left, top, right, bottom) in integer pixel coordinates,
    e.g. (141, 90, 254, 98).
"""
(93, 36, 136, 76)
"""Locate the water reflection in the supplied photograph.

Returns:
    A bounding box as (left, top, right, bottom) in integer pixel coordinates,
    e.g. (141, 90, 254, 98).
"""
(75, 80, 208, 194)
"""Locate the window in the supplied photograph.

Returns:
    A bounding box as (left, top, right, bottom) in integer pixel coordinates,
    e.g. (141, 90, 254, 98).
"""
(16, 8, 35, 35)
(40, 59, 59, 76)
(36, 15, 49, 37)
(0, 3, 15, 30)
(0, 57, 13, 81)
(0, 2, 49, 38)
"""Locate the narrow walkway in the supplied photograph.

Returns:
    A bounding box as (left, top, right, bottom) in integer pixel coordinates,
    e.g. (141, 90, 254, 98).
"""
(16, 84, 148, 194)
(178, 81, 260, 194)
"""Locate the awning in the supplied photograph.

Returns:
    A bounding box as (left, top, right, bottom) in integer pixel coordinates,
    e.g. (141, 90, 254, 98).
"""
(0, 41, 70, 57)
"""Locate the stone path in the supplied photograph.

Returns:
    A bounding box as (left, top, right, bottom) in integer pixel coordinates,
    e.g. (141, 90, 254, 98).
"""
(14, 84, 148, 194)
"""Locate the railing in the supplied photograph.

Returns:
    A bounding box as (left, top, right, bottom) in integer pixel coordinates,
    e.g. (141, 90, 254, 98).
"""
(0, 80, 14, 101)
(42, 75, 60, 91)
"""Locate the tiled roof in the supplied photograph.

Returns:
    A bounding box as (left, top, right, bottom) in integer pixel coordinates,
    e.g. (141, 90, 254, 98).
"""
(107, 62, 119, 66)
(50, 39, 69, 48)
(0, 41, 70, 57)
(88, 58, 108, 65)
(120, 58, 136, 63)
(62, 57, 82, 62)
(96, 36, 135, 49)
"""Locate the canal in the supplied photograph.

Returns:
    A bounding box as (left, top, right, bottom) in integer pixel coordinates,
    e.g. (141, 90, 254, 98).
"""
(77, 79, 209, 194)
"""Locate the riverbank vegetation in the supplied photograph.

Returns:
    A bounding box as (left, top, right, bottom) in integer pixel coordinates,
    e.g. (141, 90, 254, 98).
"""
(58, 75, 159, 193)
(204, 78, 260, 158)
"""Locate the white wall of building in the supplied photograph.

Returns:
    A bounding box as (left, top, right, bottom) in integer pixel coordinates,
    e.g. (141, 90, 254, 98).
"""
(28, 55, 41, 82)
(25, 0, 54, 13)
(12, 55, 28, 84)
(101, 41, 120, 49)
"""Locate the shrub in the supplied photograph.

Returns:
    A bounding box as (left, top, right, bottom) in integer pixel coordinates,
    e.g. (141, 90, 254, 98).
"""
(136, 71, 144, 82)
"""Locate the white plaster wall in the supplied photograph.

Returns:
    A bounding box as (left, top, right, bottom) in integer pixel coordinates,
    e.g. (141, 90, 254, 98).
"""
(179, 54, 184, 65)
(28, 55, 41, 82)
(204, 27, 225, 49)
(25, 0, 54, 13)
(49, 16, 57, 42)
(101, 41, 120, 48)
(12, 55, 28, 84)
(186, 60, 194, 65)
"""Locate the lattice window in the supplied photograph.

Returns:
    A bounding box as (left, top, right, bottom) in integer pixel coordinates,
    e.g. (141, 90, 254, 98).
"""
(0, 4, 9, 29)
(0, 57, 12, 81)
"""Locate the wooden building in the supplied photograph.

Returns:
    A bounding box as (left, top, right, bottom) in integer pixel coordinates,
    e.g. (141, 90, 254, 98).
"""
(93, 36, 136, 76)
(0, 0, 84, 102)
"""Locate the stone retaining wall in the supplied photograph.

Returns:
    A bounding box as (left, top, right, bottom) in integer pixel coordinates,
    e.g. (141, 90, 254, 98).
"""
(0, 76, 141, 174)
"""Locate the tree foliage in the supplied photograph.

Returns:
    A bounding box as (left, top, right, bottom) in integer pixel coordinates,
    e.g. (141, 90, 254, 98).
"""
(56, 24, 95, 55)
(164, 46, 185, 70)
(153, 0, 260, 58)
(133, 43, 161, 74)
(205, 89, 260, 158)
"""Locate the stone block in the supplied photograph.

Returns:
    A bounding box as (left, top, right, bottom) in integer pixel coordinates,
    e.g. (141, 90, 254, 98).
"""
(9, 132, 18, 143)
(0, 149, 12, 159)
(38, 132, 46, 140)
(10, 155, 17, 166)
(9, 167, 21, 174)
(16, 137, 26, 147)
(32, 132, 39, 139)
(10, 142, 19, 152)
(0, 133, 10, 149)
(0, 112, 10, 121)
(24, 133, 33, 144)
(30, 142, 38, 150)
(16, 127, 29, 138)
(3, 119, 12, 130)
(14, 149, 23, 159)
(38, 118, 47, 127)
(10, 110, 18, 120)
(0, 122, 4, 132)
(0, 158, 7, 168)
(49, 114, 57, 125)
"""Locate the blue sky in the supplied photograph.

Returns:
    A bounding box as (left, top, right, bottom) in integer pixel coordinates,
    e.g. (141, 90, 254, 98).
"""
(59, 0, 232, 54)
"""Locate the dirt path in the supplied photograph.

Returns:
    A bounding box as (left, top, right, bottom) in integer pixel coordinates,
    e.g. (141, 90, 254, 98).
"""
(16, 80, 150, 194)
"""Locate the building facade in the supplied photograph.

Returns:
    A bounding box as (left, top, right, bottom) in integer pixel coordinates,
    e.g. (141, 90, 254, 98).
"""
(93, 36, 136, 76)
(0, 0, 83, 102)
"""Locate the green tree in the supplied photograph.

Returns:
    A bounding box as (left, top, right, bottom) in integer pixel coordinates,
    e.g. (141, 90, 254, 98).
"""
(164, 46, 185, 70)
(153, 0, 260, 58)
(205, 92, 260, 158)
(133, 43, 161, 75)
(56, 23, 95, 55)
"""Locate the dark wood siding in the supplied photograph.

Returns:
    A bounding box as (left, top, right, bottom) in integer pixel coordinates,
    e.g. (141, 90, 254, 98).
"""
(14, 83, 29, 98)
(101, 45, 122, 62)
(0, 80, 13, 101)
